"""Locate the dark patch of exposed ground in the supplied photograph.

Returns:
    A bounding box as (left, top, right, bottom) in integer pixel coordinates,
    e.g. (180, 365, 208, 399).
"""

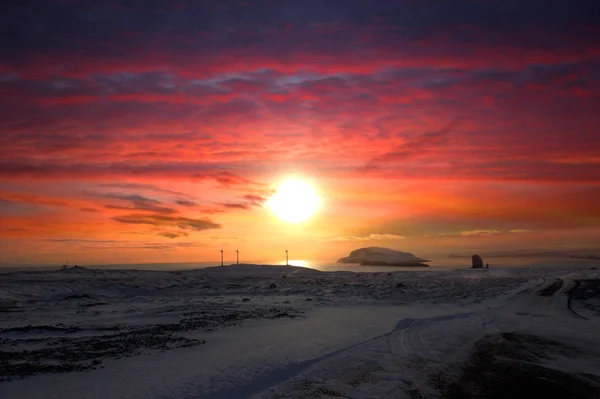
(572, 279, 600, 316)
(0, 306, 302, 382)
(539, 279, 564, 297)
(430, 332, 600, 399)
(1, 332, 203, 382)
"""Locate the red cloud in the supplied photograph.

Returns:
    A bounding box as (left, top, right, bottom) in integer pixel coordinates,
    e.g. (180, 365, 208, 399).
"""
(3, 0, 599, 264)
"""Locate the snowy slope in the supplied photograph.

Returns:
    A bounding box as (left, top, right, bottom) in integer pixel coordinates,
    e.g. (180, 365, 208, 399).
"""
(1, 264, 599, 398)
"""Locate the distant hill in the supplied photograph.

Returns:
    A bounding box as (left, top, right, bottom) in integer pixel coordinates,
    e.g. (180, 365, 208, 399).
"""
(338, 247, 430, 267)
(448, 249, 600, 259)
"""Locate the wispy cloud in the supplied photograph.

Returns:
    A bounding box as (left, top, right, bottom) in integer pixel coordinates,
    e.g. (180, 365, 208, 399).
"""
(327, 233, 406, 242)
(364, 118, 464, 169)
(45, 238, 120, 243)
(87, 191, 178, 214)
(454, 229, 531, 236)
(157, 231, 189, 239)
(79, 207, 101, 213)
(216, 194, 267, 211)
(86, 192, 160, 203)
(0, 193, 68, 207)
(213, 171, 261, 187)
(113, 213, 221, 231)
(241, 194, 267, 206)
(209, 236, 245, 241)
(459, 230, 503, 237)
(220, 202, 251, 210)
(105, 203, 178, 214)
(100, 183, 190, 197)
(175, 199, 197, 207)
(113, 242, 204, 250)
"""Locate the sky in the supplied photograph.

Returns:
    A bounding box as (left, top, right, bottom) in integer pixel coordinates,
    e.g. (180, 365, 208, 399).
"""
(1, 0, 599, 266)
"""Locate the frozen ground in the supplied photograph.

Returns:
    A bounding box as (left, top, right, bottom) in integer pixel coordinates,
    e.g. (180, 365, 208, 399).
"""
(1, 264, 599, 398)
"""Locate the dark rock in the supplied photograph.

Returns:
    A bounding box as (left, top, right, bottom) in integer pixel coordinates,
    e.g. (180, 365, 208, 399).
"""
(472, 255, 484, 268)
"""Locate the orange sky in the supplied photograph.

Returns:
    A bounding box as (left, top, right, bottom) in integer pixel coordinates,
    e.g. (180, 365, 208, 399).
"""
(1, 1, 599, 266)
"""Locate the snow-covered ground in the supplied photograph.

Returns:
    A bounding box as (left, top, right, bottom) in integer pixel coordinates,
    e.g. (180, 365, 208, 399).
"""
(1, 264, 599, 398)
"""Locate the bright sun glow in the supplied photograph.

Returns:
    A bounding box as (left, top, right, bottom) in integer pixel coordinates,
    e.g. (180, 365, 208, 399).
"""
(267, 179, 320, 223)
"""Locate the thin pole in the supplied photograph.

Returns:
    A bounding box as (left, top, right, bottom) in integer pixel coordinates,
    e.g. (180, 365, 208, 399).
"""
(220, 250, 223, 266)
(285, 249, 288, 266)
(236, 249, 239, 265)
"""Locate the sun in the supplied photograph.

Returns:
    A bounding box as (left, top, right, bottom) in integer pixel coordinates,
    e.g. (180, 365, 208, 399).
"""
(267, 179, 320, 223)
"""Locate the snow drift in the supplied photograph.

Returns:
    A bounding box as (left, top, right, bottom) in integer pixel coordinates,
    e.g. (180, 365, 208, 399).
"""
(336, 247, 430, 266)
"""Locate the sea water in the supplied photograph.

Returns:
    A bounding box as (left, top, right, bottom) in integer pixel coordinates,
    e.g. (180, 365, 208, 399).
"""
(2, 256, 598, 273)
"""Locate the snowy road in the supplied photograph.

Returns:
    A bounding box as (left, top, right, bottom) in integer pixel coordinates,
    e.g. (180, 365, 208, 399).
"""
(256, 272, 600, 398)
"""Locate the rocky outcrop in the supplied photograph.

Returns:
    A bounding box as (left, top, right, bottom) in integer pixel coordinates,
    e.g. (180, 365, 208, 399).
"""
(337, 247, 430, 267)
(472, 255, 484, 268)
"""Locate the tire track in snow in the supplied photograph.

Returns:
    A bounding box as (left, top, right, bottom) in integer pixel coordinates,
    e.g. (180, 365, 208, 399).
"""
(384, 313, 474, 395)
(389, 313, 473, 361)
(567, 280, 588, 320)
(253, 277, 582, 399)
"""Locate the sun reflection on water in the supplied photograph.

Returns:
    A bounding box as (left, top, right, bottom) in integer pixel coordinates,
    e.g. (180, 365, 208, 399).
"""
(278, 259, 310, 268)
